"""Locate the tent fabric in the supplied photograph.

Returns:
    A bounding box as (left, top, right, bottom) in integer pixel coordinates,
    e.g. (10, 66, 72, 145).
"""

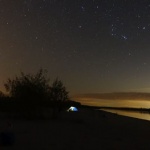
(67, 106, 78, 112)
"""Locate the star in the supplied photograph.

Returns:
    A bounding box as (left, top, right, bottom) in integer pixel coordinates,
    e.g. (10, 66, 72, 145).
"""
(122, 35, 127, 40)
(81, 6, 85, 12)
(0, 0, 150, 96)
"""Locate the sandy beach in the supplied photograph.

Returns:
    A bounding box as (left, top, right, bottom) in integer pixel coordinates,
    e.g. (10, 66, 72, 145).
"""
(0, 108, 150, 150)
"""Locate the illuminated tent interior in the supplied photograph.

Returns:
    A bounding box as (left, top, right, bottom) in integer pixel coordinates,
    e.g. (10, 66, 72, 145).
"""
(67, 106, 78, 112)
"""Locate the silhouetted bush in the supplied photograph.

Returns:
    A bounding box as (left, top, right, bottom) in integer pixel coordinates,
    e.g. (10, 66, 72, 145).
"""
(50, 79, 69, 102)
(4, 69, 50, 100)
(49, 79, 69, 119)
(4, 69, 70, 119)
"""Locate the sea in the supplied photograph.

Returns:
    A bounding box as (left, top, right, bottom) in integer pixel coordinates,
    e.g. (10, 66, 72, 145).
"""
(100, 100, 150, 121)
(81, 99, 150, 121)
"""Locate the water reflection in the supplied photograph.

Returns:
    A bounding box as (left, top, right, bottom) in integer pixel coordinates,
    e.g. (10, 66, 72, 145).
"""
(75, 98, 150, 121)
(101, 109, 150, 121)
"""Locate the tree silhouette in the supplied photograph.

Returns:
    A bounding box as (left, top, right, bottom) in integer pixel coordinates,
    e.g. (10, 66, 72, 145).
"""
(50, 78, 69, 102)
(4, 69, 69, 119)
(50, 79, 69, 119)
(4, 69, 51, 118)
(4, 69, 50, 100)
(4, 69, 50, 99)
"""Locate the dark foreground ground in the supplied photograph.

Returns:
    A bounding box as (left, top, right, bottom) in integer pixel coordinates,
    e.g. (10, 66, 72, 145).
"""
(0, 108, 150, 150)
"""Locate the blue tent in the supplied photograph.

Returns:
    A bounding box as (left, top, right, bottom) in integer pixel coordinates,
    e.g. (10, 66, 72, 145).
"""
(67, 106, 78, 112)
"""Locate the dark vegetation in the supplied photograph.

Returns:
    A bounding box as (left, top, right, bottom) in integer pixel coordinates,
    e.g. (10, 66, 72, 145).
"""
(0, 69, 80, 119)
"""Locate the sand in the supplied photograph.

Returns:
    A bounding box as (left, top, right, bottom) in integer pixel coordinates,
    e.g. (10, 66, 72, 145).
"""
(0, 108, 150, 150)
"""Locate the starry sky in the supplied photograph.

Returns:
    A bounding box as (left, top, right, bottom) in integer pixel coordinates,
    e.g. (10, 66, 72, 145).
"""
(1, 0, 150, 95)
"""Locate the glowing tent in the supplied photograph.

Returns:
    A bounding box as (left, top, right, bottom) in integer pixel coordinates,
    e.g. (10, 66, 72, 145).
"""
(67, 106, 78, 112)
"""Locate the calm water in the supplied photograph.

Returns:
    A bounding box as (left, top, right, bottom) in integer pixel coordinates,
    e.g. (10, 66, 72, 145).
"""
(98, 100, 150, 121)
(101, 109, 150, 121)
(77, 98, 150, 121)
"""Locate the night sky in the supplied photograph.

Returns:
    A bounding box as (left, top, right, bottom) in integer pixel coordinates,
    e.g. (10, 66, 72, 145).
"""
(1, 0, 150, 95)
